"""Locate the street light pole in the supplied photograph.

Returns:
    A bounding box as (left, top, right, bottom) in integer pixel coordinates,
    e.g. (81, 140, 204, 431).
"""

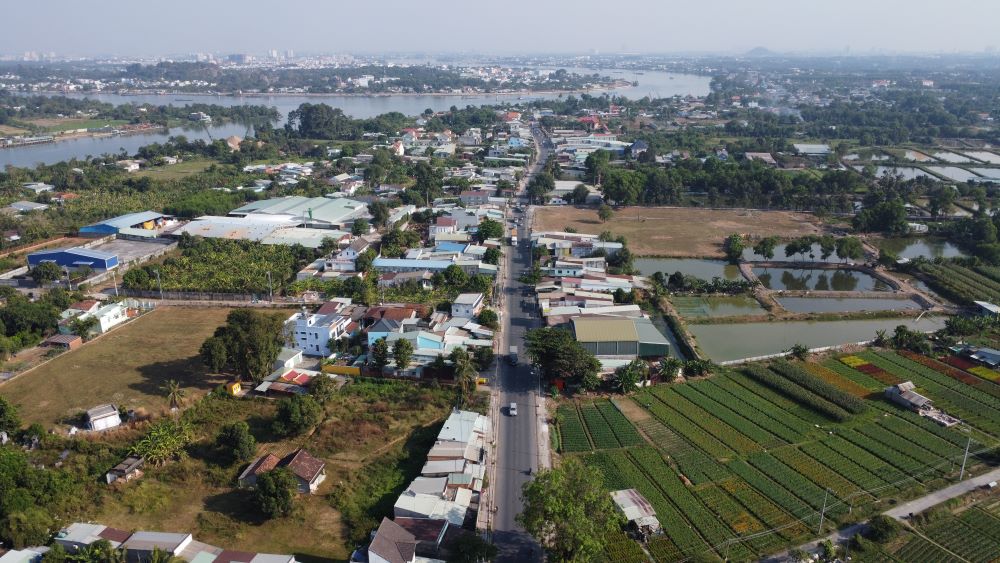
(266, 271, 273, 302)
(111, 268, 119, 297)
(155, 269, 163, 300)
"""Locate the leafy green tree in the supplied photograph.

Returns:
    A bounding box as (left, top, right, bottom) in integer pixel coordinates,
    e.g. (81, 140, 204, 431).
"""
(597, 204, 614, 223)
(217, 421, 257, 463)
(835, 237, 865, 262)
(866, 514, 902, 543)
(613, 359, 646, 394)
(525, 327, 601, 390)
(442, 264, 468, 287)
(371, 337, 390, 370)
(473, 346, 495, 371)
(255, 467, 297, 518)
(351, 219, 370, 236)
(309, 375, 337, 404)
(517, 457, 622, 561)
(723, 233, 745, 263)
(392, 338, 414, 374)
(482, 247, 501, 265)
(368, 201, 391, 229)
(0, 395, 21, 434)
(272, 394, 322, 436)
(200, 336, 228, 373)
(41, 543, 68, 563)
(571, 184, 590, 204)
(68, 315, 98, 338)
(0, 507, 51, 548)
(130, 420, 193, 465)
(477, 217, 503, 242)
(29, 261, 62, 286)
(209, 309, 285, 382)
(752, 236, 778, 263)
(659, 357, 682, 383)
(477, 309, 499, 330)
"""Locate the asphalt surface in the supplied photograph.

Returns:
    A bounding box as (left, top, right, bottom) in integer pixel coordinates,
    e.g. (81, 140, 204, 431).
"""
(493, 125, 547, 562)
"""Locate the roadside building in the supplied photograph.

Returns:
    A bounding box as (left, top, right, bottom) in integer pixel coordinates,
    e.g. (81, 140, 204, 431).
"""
(86, 404, 122, 431)
(450, 293, 484, 318)
(79, 211, 170, 238)
(28, 247, 118, 271)
(571, 316, 670, 358)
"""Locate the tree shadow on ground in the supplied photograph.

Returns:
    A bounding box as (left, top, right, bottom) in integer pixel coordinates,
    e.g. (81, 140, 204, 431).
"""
(202, 488, 268, 526)
(130, 355, 225, 398)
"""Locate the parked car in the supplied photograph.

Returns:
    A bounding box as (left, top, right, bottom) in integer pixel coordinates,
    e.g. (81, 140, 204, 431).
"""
(509, 402, 518, 416)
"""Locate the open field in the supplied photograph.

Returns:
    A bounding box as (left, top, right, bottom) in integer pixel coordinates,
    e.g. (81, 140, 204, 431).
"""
(0, 307, 231, 425)
(23, 117, 130, 132)
(568, 352, 1000, 561)
(135, 158, 213, 180)
(0, 124, 29, 135)
(532, 206, 822, 257)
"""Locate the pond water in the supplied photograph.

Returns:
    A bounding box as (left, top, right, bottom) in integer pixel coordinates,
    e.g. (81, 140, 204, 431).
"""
(964, 151, 1000, 165)
(688, 316, 948, 363)
(1, 70, 712, 168)
(878, 238, 967, 260)
(753, 268, 891, 292)
(970, 168, 1000, 182)
(931, 151, 973, 164)
(904, 150, 935, 162)
(776, 297, 921, 314)
(651, 314, 689, 361)
(853, 165, 932, 181)
(925, 166, 982, 183)
(671, 295, 765, 318)
(634, 258, 742, 280)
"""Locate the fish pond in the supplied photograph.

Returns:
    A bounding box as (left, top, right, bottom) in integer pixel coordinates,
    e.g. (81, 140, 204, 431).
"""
(753, 268, 891, 292)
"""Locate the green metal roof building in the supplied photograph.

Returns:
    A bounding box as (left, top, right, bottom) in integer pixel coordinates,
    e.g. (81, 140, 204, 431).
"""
(571, 317, 670, 358)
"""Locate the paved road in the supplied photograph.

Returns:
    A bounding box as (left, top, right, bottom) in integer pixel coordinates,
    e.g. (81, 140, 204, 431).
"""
(493, 124, 548, 562)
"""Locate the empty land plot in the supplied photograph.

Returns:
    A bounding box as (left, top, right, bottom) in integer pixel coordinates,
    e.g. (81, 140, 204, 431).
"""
(1, 307, 231, 425)
(135, 158, 213, 180)
(532, 206, 822, 257)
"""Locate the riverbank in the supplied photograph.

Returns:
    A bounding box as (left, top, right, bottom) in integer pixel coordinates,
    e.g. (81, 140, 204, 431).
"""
(34, 81, 633, 100)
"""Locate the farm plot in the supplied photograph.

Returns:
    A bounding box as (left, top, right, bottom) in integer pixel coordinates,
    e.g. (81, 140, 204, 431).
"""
(635, 418, 728, 485)
(650, 385, 763, 455)
(800, 362, 872, 397)
(637, 388, 736, 459)
(894, 535, 965, 563)
(920, 508, 1000, 562)
(594, 400, 644, 447)
(673, 382, 786, 449)
(580, 402, 621, 449)
(556, 404, 593, 452)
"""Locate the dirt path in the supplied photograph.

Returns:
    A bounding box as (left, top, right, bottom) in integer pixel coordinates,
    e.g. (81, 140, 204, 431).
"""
(611, 397, 650, 423)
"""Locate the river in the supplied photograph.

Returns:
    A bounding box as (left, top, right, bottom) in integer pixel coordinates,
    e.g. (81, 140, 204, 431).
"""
(1, 69, 711, 168)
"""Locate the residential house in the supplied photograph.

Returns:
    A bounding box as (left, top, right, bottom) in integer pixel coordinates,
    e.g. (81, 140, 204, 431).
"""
(458, 190, 491, 207)
(450, 293, 484, 318)
(286, 306, 355, 356)
(121, 531, 192, 563)
(106, 456, 144, 485)
(9, 201, 49, 213)
(22, 181, 55, 194)
(239, 449, 326, 494)
(43, 333, 82, 350)
(86, 404, 122, 431)
(54, 522, 130, 553)
(59, 302, 128, 336)
(367, 518, 418, 563)
(326, 238, 371, 272)
(428, 217, 458, 238)
(378, 270, 433, 290)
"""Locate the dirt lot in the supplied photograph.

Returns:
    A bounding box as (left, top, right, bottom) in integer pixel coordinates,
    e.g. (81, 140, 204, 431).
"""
(0, 307, 231, 426)
(533, 206, 823, 257)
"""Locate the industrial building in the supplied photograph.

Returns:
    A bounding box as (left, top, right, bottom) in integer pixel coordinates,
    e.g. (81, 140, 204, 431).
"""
(27, 246, 119, 271)
(79, 211, 171, 238)
(570, 316, 670, 358)
(229, 196, 368, 230)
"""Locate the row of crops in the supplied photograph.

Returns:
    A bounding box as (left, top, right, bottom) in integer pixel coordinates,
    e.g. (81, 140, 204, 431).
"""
(570, 350, 1000, 561)
(556, 400, 644, 453)
(914, 261, 1000, 305)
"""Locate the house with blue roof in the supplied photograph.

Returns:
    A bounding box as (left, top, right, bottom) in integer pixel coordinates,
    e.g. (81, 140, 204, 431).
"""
(28, 247, 118, 271)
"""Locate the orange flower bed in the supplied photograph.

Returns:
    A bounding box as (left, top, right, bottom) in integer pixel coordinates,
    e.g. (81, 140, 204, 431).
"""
(802, 362, 871, 397)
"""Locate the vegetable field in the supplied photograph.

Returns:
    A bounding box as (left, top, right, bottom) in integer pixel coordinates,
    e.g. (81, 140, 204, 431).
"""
(568, 351, 1000, 561)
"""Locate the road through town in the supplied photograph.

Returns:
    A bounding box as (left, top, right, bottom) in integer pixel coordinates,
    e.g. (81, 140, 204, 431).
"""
(491, 124, 549, 561)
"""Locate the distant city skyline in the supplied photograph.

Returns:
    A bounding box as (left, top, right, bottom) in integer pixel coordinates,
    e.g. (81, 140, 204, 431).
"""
(3, 0, 998, 58)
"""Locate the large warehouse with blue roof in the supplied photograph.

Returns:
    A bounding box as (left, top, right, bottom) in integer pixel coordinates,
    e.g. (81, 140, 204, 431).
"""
(27, 247, 119, 271)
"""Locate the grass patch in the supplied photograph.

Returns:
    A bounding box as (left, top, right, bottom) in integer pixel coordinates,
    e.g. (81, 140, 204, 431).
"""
(135, 158, 213, 181)
(25, 117, 130, 132)
(533, 206, 822, 257)
(1, 307, 231, 426)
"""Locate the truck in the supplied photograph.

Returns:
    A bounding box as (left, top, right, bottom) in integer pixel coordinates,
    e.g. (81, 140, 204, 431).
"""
(508, 345, 518, 365)
(510, 228, 518, 246)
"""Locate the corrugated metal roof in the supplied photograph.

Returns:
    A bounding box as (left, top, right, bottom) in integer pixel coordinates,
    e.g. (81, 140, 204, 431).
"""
(31, 246, 116, 260)
(572, 317, 638, 342)
(91, 211, 165, 229)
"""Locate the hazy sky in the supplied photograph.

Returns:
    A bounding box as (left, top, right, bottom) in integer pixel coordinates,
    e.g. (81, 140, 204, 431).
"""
(4, 0, 998, 57)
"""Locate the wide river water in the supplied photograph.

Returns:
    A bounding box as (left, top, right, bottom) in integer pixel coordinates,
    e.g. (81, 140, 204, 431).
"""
(1, 69, 711, 168)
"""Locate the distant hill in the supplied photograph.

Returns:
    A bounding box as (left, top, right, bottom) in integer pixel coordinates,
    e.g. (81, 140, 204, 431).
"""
(745, 47, 778, 58)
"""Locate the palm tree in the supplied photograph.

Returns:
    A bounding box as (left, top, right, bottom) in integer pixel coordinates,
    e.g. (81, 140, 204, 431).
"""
(146, 547, 185, 563)
(451, 349, 479, 405)
(659, 357, 682, 383)
(161, 379, 185, 410)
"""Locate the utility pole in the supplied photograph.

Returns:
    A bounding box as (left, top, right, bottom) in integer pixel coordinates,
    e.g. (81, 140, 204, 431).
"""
(959, 435, 972, 481)
(817, 488, 830, 535)
(111, 268, 119, 297)
(266, 271, 273, 302)
(155, 269, 163, 300)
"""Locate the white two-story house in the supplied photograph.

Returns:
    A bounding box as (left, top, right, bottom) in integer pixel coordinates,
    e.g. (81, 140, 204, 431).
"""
(286, 309, 355, 356)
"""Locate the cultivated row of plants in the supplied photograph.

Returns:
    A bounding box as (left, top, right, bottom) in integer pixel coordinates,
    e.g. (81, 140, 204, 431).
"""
(740, 365, 851, 422)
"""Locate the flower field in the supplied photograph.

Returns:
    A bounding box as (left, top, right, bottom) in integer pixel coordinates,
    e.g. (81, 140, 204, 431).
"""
(569, 351, 1000, 561)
